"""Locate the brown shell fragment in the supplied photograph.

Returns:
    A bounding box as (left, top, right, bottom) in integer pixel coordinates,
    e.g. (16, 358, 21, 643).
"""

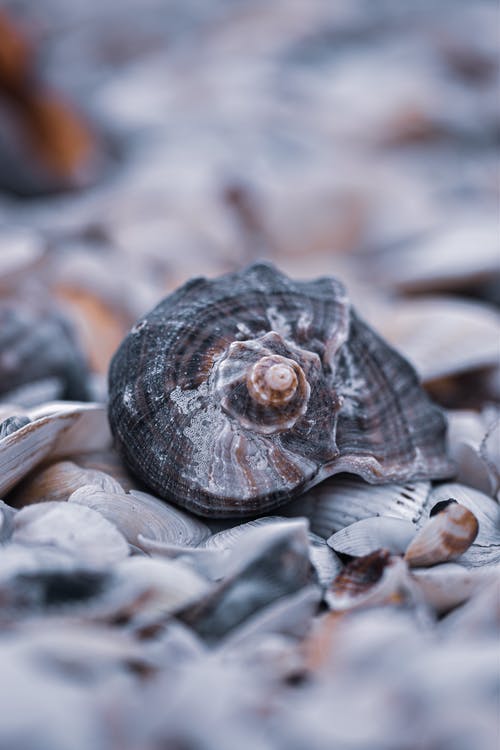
(108, 262, 453, 517)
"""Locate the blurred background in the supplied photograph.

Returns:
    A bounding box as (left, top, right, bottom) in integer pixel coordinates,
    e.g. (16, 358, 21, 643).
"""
(0, 0, 498, 408)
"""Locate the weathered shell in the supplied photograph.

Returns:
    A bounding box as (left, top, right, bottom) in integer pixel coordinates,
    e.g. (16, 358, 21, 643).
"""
(108, 263, 453, 517)
(405, 501, 479, 568)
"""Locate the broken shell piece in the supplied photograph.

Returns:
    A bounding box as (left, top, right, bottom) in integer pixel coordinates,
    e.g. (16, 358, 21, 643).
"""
(202, 516, 341, 588)
(0, 403, 112, 498)
(69, 486, 211, 549)
(110, 556, 210, 625)
(412, 563, 499, 615)
(221, 586, 321, 650)
(9, 460, 123, 507)
(325, 550, 412, 611)
(284, 477, 431, 538)
(137, 537, 227, 581)
(405, 502, 478, 568)
(328, 516, 416, 557)
(178, 520, 313, 643)
(12, 501, 129, 565)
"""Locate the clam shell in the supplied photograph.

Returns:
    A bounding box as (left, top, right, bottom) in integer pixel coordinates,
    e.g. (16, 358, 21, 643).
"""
(9, 460, 123, 507)
(108, 262, 452, 517)
(69, 486, 211, 549)
(222, 586, 321, 649)
(284, 476, 432, 538)
(405, 502, 479, 568)
(0, 403, 112, 498)
(11, 501, 129, 566)
(328, 516, 416, 557)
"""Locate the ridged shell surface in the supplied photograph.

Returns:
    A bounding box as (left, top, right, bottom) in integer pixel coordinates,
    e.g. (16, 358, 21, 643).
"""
(108, 263, 453, 517)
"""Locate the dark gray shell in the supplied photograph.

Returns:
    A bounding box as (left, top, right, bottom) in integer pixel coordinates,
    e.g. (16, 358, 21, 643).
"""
(0, 299, 90, 402)
(108, 263, 454, 517)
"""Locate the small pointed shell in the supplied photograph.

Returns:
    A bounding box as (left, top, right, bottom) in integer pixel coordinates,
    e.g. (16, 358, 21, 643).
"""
(0, 403, 111, 498)
(328, 516, 416, 557)
(69, 486, 211, 548)
(325, 550, 412, 611)
(11, 501, 129, 566)
(405, 502, 479, 568)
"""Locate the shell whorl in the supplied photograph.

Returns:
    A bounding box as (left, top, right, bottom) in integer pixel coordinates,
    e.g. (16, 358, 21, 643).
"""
(108, 262, 454, 517)
(216, 332, 317, 434)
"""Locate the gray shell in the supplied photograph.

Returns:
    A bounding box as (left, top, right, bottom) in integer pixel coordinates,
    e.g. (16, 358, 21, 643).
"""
(108, 263, 454, 517)
(0, 298, 91, 402)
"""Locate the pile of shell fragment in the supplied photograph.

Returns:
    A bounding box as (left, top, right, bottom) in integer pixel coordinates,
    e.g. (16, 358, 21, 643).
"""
(0, 1, 499, 748)
(0, 399, 498, 750)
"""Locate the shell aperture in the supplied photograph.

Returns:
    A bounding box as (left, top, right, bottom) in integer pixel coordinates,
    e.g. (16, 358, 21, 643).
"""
(108, 263, 453, 517)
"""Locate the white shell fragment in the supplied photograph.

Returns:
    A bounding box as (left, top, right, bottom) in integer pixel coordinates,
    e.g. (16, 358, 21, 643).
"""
(12, 502, 129, 566)
(328, 516, 416, 557)
(405, 502, 479, 568)
(0, 403, 111, 498)
(70, 486, 211, 549)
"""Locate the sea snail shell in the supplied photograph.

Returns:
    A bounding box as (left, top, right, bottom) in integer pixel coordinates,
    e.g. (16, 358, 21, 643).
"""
(108, 262, 454, 517)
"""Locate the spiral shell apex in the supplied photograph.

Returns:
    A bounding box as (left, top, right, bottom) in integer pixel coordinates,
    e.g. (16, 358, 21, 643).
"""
(108, 262, 454, 517)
